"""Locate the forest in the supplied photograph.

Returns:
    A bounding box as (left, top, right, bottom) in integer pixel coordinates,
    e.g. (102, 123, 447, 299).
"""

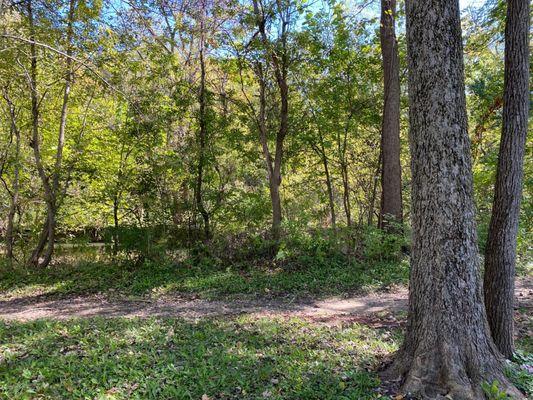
(0, 0, 531, 398)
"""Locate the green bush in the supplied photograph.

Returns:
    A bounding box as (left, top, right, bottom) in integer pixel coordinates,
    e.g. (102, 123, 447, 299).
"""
(362, 223, 408, 262)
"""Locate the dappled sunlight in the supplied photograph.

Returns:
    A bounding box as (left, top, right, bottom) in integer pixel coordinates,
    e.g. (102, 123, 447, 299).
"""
(0, 316, 398, 399)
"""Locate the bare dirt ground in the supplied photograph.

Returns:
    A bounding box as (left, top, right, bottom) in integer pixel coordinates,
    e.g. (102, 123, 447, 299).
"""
(1, 278, 531, 326)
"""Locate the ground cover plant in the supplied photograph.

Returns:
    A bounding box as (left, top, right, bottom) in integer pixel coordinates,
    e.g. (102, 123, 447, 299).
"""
(0, 316, 398, 400)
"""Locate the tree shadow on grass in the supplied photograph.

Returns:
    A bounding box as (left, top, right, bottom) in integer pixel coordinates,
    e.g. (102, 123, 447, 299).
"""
(0, 250, 408, 302)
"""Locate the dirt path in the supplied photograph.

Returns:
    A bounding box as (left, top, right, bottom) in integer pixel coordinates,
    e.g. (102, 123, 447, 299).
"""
(0, 290, 409, 322)
(1, 279, 531, 323)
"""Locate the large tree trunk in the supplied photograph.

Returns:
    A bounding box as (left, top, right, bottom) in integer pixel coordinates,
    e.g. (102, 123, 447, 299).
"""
(484, 0, 530, 359)
(383, 0, 521, 398)
(379, 0, 402, 229)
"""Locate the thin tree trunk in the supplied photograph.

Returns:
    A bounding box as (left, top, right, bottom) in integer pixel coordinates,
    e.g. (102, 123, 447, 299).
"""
(112, 194, 119, 254)
(26, 0, 55, 268)
(368, 149, 381, 226)
(5, 185, 18, 260)
(195, 17, 210, 240)
(337, 109, 353, 227)
(340, 162, 351, 227)
(253, 0, 289, 241)
(27, 0, 76, 268)
(39, 0, 76, 268)
(254, 62, 282, 240)
(2, 90, 20, 261)
(319, 138, 336, 229)
(383, 0, 521, 397)
(271, 64, 288, 240)
(379, 0, 402, 229)
(484, 0, 530, 359)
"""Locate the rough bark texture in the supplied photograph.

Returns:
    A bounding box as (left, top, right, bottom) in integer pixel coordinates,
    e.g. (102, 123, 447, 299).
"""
(379, 0, 403, 229)
(383, 0, 522, 398)
(484, 0, 530, 359)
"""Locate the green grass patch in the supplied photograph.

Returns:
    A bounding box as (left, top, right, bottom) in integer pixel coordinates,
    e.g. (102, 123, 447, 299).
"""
(0, 255, 408, 301)
(0, 316, 398, 399)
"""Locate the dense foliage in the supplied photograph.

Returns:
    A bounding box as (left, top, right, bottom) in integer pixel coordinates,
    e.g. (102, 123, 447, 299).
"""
(0, 0, 529, 267)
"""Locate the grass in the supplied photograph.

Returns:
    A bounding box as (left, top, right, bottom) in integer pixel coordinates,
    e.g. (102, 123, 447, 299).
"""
(1, 315, 530, 400)
(0, 249, 409, 301)
(0, 237, 530, 399)
(0, 316, 399, 399)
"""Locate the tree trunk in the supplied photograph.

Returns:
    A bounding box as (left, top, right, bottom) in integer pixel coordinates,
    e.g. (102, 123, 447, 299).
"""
(254, 62, 282, 241)
(5, 185, 17, 260)
(337, 109, 353, 228)
(368, 149, 381, 226)
(28, 221, 48, 266)
(113, 194, 120, 254)
(379, 0, 402, 229)
(340, 162, 351, 227)
(27, 0, 75, 268)
(26, 0, 55, 268)
(3, 90, 20, 261)
(383, 0, 521, 398)
(39, 0, 76, 267)
(195, 21, 211, 240)
(319, 138, 336, 229)
(252, 0, 289, 241)
(484, 0, 530, 359)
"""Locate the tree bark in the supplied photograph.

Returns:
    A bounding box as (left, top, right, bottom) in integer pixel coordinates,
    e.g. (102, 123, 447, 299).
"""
(383, 0, 522, 398)
(484, 0, 530, 359)
(379, 0, 403, 229)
